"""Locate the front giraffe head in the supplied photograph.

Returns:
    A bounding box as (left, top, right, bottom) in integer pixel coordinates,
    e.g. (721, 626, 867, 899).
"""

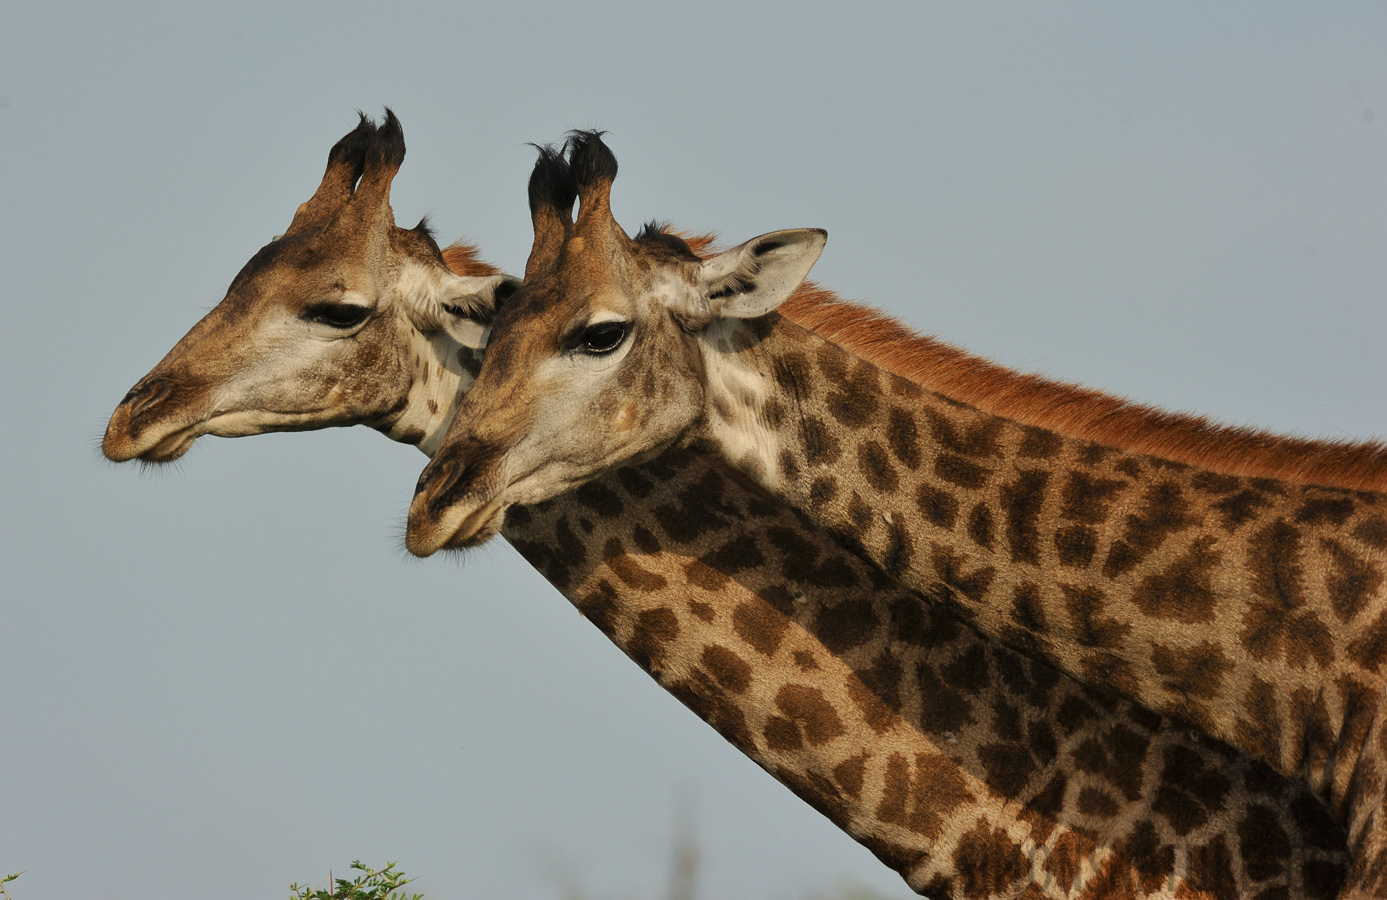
(406, 132, 825, 554)
(103, 111, 518, 464)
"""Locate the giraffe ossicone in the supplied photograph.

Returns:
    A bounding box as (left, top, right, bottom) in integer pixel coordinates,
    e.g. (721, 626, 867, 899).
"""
(409, 131, 1387, 897)
(106, 117, 1354, 898)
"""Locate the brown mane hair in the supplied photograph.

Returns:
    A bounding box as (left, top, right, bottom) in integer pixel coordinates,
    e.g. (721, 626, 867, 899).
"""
(441, 240, 502, 277)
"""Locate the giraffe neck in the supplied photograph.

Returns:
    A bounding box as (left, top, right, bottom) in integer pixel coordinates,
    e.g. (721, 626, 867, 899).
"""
(499, 448, 1346, 898)
(691, 313, 1387, 819)
(374, 332, 480, 454)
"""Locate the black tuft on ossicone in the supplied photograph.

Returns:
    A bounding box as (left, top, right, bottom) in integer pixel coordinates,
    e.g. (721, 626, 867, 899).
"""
(527, 143, 577, 216)
(327, 113, 375, 188)
(565, 130, 618, 189)
(368, 107, 407, 172)
(635, 221, 700, 262)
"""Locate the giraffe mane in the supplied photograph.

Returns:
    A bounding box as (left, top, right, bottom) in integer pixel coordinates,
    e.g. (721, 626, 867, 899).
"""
(441, 239, 503, 277)
(780, 286, 1387, 493)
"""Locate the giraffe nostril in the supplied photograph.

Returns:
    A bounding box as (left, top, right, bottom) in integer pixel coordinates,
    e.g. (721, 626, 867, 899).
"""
(416, 460, 456, 500)
(123, 378, 172, 417)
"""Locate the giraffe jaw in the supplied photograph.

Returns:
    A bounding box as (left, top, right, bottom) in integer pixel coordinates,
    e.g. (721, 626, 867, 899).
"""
(404, 491, 507, 557)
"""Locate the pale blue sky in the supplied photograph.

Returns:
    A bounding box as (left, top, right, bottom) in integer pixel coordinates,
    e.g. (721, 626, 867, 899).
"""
(2, 4, 1384, 899)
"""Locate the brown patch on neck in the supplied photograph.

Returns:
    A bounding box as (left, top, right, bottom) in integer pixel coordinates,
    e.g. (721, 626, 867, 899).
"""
(778, 289, 1387, 491)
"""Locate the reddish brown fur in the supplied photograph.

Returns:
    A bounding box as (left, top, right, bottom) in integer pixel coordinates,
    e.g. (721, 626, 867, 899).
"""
(441, 240, 501, 277)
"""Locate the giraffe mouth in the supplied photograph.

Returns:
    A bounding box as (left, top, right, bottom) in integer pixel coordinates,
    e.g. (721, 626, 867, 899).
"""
(405, 491, 507, 556)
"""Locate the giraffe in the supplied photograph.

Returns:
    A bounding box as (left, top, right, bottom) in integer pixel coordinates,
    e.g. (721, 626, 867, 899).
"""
(406, 132, 1387, 897)
(102, 115, 1351, 898)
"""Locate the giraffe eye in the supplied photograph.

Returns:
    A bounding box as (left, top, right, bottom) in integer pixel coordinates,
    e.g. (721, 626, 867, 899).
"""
(579, 321, 629, 355)
(303, 302, 370, 329)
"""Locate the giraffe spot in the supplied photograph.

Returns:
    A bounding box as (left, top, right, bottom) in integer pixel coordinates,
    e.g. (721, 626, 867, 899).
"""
(950, 819, 1030, 898)
(762, 715, 802, 751)
(616, 464, 656, 499)
(967, 503, 993, 549)
(923, 409, 1003, 458)
(1295, 494, 1357, 525)
(1302, 860, 1348, 900)
(917, 663, 972, 734)
(1130, 536, 1221, 623)
(1348, 609, 1387, 673)
(814, 596, 879, 654)
(631, 525, 661, 555)
(942, 643, 990, 693)
(932, 545, 996, 603)
(1153, 744, 1230, 836)
(1028, 720, 1058, 767)
(808, 476, 837, 505)
(885, 406, 921, 470)
(888, 595, 957, 648)
(732, 597, 790, 657)
(1354, 516, 1387, 548)
(1054, 525, 1097, 568)
(1322, 537, 1382, 623)
(771, 349, 813, 394)
(1062, 471, 1128, 523)
(1101, 482, 1195, 577)
(1076, 786, 1121, 818)
(761, 397, 786, 429)
(827, 387, 877, 428)
(792, 650, 818, 671)
(1185, 837, 1239, 900)
(1018, 426, 1061, 459)
(800, 415, 841, 465)
(832, 752, 868, 800)
(1007, 583, 1049, 653)
(1001, 470, 1049, 565)
(682, 559, 726, 592)
(1152, 641, 1230, 701)
(1063, 585, 1130, 649)
(1235, 678, 1284, 763)
(629, 607, 680, 670)
(777, 448, 799, 482)
(990, 697, 1022, 741)
(701, 533, 764, 575)
(857, 440, 898, 492)
(854, 649, 903, 718)
(1056, 696, 1098, 733)
(774, 684, 845, 745)
(916, 484, 958, 529)
(934, 453, 990, 489)
(604, 547, 669, 591)
(1080, 443, 1116, 466)
(978, 741, 1035, 796)
(1212, 488, 1271, 529)
(700, 644, 752, 694)
(875, 752, 976, 840)
(688, 599, 715, 622)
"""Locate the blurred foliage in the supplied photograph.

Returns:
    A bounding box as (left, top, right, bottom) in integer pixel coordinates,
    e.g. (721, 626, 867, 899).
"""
(290, 861, 422, 900)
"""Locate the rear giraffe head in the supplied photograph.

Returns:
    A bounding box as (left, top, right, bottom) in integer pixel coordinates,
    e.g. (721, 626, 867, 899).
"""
(406, 132, 826, 554)
(102, 111, 517, 464)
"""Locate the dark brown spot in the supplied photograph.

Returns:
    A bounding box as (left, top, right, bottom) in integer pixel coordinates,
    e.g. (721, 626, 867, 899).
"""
(966, 503, 993, 549)
(800, 415, 841, 465)
(808, 476, 837, 505)
(857, 440, 898, 493)
(1053, 525, 1097, 568)
(732, 597, 790, 658)
(1018, 426, 1061, 458)
(1130, 536, 1221, 623)
(1213, 488, 1271, 529)
(1322, 537, 1382, 624)
(935, 453, 990, 489)
(1152, 641, 1230, 701)
(629, 607, 680, 670)
(886, 406, 921, 470)
(1102, 482, 1194, 578)
(774, 685, 845, 745)
(1295, 494, 1357, 526)
(700, 644, 752, 694)
(917, 484, 958, 529)
(1061, 471, 1127, 523)
(1000, 470, 1049, 565)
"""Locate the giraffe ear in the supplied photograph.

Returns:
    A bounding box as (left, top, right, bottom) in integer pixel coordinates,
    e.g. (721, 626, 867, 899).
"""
(693, 229, 826, 323)
(436, 274, 521, 349)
